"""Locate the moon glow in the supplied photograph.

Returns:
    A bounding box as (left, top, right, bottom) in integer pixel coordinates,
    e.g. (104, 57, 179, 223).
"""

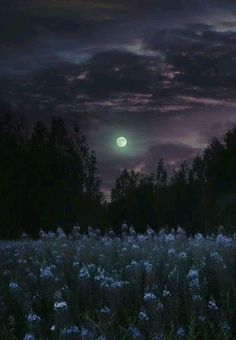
(116, 136, 127, 148)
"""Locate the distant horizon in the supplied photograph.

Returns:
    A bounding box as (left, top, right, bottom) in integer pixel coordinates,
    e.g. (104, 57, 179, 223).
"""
(1, 107, 232, 201)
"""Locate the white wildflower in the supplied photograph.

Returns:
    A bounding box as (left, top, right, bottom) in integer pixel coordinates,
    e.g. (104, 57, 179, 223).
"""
(187, 269, 200, 289)
(216, 234, 232, 246)
(138, 234, 149, 241)
(131, 260, 138, 267)
(27, 313, 41, 323)
(179, 252, 188, 259)
(177, 326, 185, 337)
(187, 269, 199, 280)
(23, 334, 35, 340)
(132, 244, 140, 250)
(168, 266, 178, 279)
(57, 227, 66, 238)
(9, 282, 19, 290)
(100, 306, 111, 314)
(72, 261, 80, 268)
(208, 298, 218, 311)
(80, 327, 93, 338)
(138, 310, 149, 321)
(142, 261, 153, 273)
(147, 227, 155, 238)
(54, 301, 68, 312)
(168, 248, 176, 256)
(48, 231, 56, 238)
(128, 326, 142, 338)
(210, 252, 226, 268)
(129, 226, 136, 236)
(177, 227, 186, 236)
(195, 233, 204, 242)
(110, 281, 125, 289)
(40, 266, 54, 280)
(192, 294, 202, 302)
(165, 234, 175, 242)
(163, 289, 171, 297)
(198, 315, 206, 322)
(61, 325, 80, 336)
(79, 267, 91, 280)
(144, 291, 157, 302)
(220, 320, 231, 333)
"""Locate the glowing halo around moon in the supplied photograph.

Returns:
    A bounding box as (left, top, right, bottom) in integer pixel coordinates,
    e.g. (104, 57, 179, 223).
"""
(116, 136, 128, 148)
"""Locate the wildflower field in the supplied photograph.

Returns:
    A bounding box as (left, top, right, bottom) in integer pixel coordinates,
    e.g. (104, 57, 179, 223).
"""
(1, 226, 236, 340)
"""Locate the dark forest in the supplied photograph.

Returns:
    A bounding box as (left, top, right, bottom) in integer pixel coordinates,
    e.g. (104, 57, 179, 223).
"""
(1, 108, 236, 239)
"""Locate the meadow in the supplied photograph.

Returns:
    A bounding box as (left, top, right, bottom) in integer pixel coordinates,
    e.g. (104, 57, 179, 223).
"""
(0, 225, 236, 339)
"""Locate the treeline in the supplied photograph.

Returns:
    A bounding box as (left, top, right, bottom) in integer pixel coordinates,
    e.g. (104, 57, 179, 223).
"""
(0, 110, 107, 238)
(110, 131, 236, 234)
(1, 109, 236, 238)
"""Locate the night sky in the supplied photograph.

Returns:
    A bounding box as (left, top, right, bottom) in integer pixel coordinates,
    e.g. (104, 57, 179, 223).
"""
(1, 0, 236, 197)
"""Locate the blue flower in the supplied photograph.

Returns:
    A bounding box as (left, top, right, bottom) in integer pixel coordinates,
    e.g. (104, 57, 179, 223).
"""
(128, 326, 142, 338)
(9, 282, 19, 291)
(79, 267, 91, 280)
(177, 326, 185, 337)
(23, 334, 35, 340)
(54, 301, 68, 312)
(27, 313, 41, 323)
(100, 306, 111, 314)
(40, 266, 54, 280)
(138, 310, 149, 321)
(61, 325, 80, 336)
(144, 291, 157, 302)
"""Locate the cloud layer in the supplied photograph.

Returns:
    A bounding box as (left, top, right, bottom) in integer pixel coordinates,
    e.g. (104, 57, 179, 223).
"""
(1, 1, 236, 196)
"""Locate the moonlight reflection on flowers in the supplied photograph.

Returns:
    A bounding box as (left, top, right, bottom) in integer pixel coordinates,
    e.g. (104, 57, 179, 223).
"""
(0, 226, 236, 338)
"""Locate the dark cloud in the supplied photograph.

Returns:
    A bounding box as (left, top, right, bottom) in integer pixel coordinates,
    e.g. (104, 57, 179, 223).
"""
(2, 1, 236, 197)
(76, 50, 161, 98)
(148, 25, 236, 90)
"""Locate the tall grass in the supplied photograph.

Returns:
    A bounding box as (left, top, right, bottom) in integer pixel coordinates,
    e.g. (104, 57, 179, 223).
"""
(0, 226, 236, 339)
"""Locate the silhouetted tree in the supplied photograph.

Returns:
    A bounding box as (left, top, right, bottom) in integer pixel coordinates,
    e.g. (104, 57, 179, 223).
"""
(0, 111, 27, 238)
(110, 126, 236, 234)
(0, 110, 105, 238)
(3, 106, 236, 238)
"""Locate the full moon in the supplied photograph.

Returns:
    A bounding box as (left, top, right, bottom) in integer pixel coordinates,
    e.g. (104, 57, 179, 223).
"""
(116, 136, 127, 148)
